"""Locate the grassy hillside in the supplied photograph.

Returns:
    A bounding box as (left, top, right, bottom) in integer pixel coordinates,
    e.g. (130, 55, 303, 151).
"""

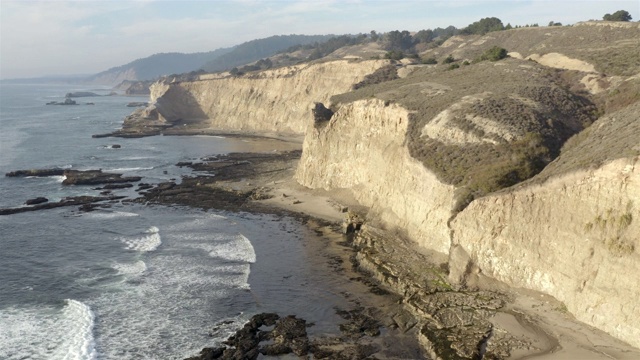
(422, 22, 640, 76)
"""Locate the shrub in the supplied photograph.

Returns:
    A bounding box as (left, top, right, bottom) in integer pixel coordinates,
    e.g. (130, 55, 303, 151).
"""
(442, 55, 455, 64)
(475, 46, 508, 62)
(462, 60, 470, 66)
(447, 64, 460, 70)
(421, 57, 438, 64)
(385, 50, 405, 60)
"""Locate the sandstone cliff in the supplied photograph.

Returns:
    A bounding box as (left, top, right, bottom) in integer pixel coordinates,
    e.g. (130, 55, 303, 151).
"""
(120, 60, 389, 136)
(295, 59, 639, 348)
(451, 102, 640, 348)
(296, 99, 455, 253)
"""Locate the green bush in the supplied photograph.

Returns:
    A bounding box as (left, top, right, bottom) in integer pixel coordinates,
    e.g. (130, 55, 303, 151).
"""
(447, 64, 460, 70)
(442, 55, 455, 64)
(475, 46, 508, 62)
(385, 50, 405, 60)
(421, 57, 438, 64)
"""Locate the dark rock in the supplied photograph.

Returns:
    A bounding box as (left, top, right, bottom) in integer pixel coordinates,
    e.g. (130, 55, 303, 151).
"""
(111, 144, 121, 149)
(85, 102, 95, 105)
(176, 161, 193, 167)
(62, 170, 141, 186)
(126, 102, 149, 107)
(100, 183, 134, 190)
(184, 347, 225, 360)
(46, 98, 77, 105)
(137, 183, 153, 190)
(0, 195, 124, 216)
(312, 102, 334, 126)
(25, 197, 48, 205)
(6, 168, 65, 177)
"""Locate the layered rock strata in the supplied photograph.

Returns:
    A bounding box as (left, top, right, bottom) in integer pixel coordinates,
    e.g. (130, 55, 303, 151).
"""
(114, 60, 389, 137)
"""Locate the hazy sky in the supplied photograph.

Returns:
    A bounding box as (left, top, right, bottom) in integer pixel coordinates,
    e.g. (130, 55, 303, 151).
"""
(1, 0, 637, 79)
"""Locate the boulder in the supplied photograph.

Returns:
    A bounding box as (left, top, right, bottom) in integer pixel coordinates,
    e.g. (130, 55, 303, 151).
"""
(25, 197, 48, 205)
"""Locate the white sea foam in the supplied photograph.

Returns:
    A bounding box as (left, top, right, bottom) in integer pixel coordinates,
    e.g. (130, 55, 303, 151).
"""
(112, 260, 147, 275)
(0, 300, 96, 360)
(61, 300, 97, 360)
(207, 234, 256, 263)
(52, 175, 67, 183)
(121, 226, 161, 252)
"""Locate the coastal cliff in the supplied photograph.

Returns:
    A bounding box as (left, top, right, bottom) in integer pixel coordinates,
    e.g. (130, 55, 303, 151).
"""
(114, 60, 389, 137)
(295, 62, 639, 347)
(114, 22, 640, 351)
(451, 103, 640, 348)
(296, 99, 455, 253)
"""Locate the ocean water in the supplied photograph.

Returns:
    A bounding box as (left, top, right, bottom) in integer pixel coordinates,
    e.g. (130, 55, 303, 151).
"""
(0, 84, 348, 359)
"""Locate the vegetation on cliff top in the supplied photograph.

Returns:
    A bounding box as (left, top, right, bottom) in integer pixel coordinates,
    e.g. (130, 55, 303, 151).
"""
(331, 58, 598, 209)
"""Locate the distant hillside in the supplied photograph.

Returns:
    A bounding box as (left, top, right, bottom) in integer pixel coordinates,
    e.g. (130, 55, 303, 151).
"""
(200, 34, 334, 72)
(86, 48, 234, 85)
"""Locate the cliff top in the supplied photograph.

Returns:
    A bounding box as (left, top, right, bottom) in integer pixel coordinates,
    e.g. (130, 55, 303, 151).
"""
(328, 23, 638, 208)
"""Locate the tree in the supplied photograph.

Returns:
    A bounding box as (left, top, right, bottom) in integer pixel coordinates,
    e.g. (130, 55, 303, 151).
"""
(414, 29, 435, 43)
(603, 10, 632, 21)
(383, 30, 414, 51)
(462, 17, 504, 35)
(370, 30, 379, 42)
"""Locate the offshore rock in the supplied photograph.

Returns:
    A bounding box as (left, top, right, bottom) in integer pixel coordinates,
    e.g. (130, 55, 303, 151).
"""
(25, 197, 48, 205)
(6, 168, 65, 177)
(62, 170, 141, 185)
(0, 195, 124, 215)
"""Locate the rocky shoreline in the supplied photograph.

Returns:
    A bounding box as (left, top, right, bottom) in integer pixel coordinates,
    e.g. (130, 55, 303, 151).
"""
(3, 147, 638, 359)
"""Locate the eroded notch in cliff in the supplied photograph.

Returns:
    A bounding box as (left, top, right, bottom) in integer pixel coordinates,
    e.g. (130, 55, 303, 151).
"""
(312, 102, 334, 128)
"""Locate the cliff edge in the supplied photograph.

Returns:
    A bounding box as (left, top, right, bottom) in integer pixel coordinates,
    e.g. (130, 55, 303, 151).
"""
(109, 60, 389, 138)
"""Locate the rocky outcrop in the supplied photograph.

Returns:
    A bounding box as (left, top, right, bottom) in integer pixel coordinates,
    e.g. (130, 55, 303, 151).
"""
(46, 98, 78, 105)
(115, 60, 389, 137)
(62, 170, 141, 185)
(0, 195, 124, 215)
(6, 168, 66, 177)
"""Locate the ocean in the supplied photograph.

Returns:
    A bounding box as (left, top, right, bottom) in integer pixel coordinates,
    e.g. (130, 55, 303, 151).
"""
(0, 84, 349, 359)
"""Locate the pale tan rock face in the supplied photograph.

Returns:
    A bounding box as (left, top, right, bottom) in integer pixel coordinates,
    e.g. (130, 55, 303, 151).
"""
(147, 60, 389, 135)
(295, 94, 640, 348)
(451, 157, 640, 348)
(295, 99, 455, 253)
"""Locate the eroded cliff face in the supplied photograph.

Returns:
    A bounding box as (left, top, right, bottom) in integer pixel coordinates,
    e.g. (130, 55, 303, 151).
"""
(297, 91, 640, 347)
(147, 60, 389, 135)
(295, 99, 455, 253)
(450, 157, 639, 348)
